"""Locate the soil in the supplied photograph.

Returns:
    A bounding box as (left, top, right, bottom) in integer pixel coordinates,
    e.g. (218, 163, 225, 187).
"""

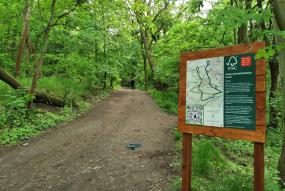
(0, 88, 177, 191)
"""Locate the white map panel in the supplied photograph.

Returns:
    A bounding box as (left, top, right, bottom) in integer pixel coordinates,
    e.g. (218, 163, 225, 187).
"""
(186, 57, 224, 127)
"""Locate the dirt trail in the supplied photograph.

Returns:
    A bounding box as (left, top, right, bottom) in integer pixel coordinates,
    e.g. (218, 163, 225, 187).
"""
(0, 88, 177, 191)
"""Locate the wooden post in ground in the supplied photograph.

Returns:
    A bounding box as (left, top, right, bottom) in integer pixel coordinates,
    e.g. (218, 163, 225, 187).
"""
(254, 142, 265, 191)
(182, 133, 192, 191)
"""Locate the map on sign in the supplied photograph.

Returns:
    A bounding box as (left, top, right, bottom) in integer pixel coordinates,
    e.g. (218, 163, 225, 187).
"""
(186, 57, 224, 127)
(186, 53, 256, 130)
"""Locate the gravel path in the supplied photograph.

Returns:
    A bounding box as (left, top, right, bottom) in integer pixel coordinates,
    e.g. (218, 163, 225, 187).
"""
(0, 88, 177, 191)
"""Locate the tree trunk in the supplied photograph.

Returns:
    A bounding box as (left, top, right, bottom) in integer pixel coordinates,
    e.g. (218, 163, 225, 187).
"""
(103, 72, 107, 89)
(30, 0, 57, 99)
(140, 40, 148, 91)
(271, 0, 285, 186)
(140, 28, 155, 75)
(269, 57, 279, 128)
(15, 0, 31, 77)
(277, 34, 285, 186)
(237, 24, 248, 43)
(110, 77, 113, 89)
(143, 51, 148, 91)
(0, 67, 22, 89)
(257, 0, 280, 129)
(25, 47, 30, 75)
(0, 66, 67, 107)
(237, 0, 251, 43)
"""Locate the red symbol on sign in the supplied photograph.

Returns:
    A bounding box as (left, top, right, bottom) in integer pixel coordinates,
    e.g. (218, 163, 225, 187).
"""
(241, 56, 252, 67)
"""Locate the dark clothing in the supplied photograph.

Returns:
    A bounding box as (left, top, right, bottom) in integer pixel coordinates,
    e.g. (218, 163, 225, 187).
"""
(130, 80, 135, 90)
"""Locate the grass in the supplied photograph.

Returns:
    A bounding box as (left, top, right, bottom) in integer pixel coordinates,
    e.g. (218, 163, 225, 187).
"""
(148, 89, 178, 113)
(171, 128, 282, 191)
(0, 77, 87, 101)
(0, 108, 73, 145)
(148, 88, 284, 191)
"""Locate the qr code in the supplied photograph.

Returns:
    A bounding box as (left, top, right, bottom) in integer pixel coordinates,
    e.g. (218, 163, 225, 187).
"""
(186, 105, 203, 125)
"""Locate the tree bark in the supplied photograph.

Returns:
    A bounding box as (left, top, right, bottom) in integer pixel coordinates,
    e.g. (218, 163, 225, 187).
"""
(237, 24, 248, 43)
(110, 77, 114, 89)
(143, 50, 148, 91)
(269, 57, 279, 128)
(140, 40, 148, 91)
(237, 0, 251, 43)
(257, 0, 280, 129)
(103, 72, 107, 89)
(30, 0, 57, 98)
(15, 0, 31, 77)
(277, 34, 285, 186)
(271, 0, 285, 186)
(140, 28, 155, 75)
(0, 66, 67, 107)
(0, 67, 22, 89)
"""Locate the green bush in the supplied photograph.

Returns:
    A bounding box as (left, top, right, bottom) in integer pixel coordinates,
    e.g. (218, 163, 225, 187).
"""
(148, 89, 178, 113)
(193, 141, 225, 176)
(0, 89, 33, 129)
(0, 88, 76, 145)
(171, 177, 182, 191)
(19, 77, 87, 103)
(0, 126, 38, 145)
(0, 106, 74, 145)
(173, 127, 182, 141)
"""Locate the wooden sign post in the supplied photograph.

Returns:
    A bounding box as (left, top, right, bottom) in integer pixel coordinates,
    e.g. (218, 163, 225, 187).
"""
(178, 42, 266, 191)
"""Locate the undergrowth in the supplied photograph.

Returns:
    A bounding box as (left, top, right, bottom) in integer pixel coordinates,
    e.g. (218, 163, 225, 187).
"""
(148, 88, 178, 113)
(149, 88, 283, 191)
(0, 79, 111, 145)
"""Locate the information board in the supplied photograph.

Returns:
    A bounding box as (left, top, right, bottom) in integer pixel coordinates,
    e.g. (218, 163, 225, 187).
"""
(186, 53, 256, 130)
(178, 42, 266, 143)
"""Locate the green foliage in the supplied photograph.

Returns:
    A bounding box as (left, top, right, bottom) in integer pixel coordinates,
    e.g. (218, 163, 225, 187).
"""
(0, 82, 109, 145)
(148, 89, 178, 113)
(212, 175, 252, 191)
(170, 177, 182, 191)
(256, 44, 285, 60)
(193, 141, 225, 176)
(0, 53, 14, 73)
(36, 77, 87, 103)
(173, 127, 182, 141)
(0, 126, 38, 145)
(0, 108, 74, 145)
(0, 89, 33, 129)
(170, 133, 283, 191)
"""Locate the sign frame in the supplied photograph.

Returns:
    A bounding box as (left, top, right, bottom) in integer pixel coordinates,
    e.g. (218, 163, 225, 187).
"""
(178, 42, 266, 143)
(178, 42, 266, 191)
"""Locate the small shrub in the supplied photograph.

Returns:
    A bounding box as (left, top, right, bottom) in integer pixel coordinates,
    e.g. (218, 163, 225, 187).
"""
(0, 89, 33, 129)
(148, 89, 178, 113)
(193, 141, 224, 176)
(219, 175, 252, 191)
(0, 126, 38, 145)
(171, 177, 181, 191)
(173, 127, 182, 141)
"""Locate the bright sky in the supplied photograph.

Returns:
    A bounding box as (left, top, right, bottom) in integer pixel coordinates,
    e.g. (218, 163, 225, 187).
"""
(201, 0, 218, 15)
(175, 0, 218, 17)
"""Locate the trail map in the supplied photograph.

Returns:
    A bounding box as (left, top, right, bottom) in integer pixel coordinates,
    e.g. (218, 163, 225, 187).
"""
(185, 54, 256, 130)
(186, 57, 224, 127)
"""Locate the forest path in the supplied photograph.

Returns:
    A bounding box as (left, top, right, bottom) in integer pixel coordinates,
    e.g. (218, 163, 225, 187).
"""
(0, 88, 177, 191)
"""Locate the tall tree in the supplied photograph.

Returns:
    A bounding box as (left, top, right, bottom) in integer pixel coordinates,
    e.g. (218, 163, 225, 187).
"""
(15, 0, 31, 77)
(231, 0, 252, 43)
(270, 0, 285, 186)
(256, 0, 280, 129)
(129, 0, 176, 82)
(30, 0, 57, 99)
